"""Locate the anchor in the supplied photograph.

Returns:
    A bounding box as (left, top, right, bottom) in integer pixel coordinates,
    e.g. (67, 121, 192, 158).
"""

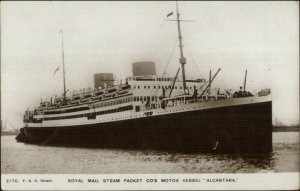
(212, 141, 219, 150)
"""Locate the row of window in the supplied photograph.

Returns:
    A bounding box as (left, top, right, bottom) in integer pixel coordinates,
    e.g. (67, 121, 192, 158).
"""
(127, 77, 173, 81)
(133, 96, 158, 102)
(44, 105, 133, 121)
(156, 78, 173, 81)
(93, 97, 133, 109)
(92, 96, 158, 107)
(44, 106, 89, 115)
(133, 85, 195, 90)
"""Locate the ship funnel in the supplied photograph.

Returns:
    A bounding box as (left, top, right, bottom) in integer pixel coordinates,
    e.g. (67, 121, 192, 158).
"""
(132, 61, 156, 76)
(94, 73, 114, 89)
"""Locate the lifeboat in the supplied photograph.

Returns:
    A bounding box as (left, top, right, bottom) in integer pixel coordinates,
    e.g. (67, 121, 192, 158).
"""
(55, 97, 62, 102)
(80, 97, 91, 103)
(70, 100, 79, 104)
(117, 84, 130, 95)
(72, 94, 81, 100)
(83, 92, 92, 98)
(92, 95, 103, 101)
(106, 86, 118, 93)
(103, 86, 118, 98)
(118, 84, 130, 90)
(94, 89, 105, 96)
(103, 93, 113, 98)
(117, 89, 129, 95)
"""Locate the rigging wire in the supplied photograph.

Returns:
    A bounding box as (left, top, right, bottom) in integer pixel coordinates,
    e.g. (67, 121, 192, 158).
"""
(7, 120, 16, 131)
(183, 40, 228, 93)
(51, 77, 61, 101)
(161, 38, 179, 77)
(184, 39, 204, 79)
(151, 20, 167, 68)
(154, 38, 179, 97)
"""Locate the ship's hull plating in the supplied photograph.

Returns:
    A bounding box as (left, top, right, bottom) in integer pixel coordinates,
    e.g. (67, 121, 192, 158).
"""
(22, 101, 272, 153)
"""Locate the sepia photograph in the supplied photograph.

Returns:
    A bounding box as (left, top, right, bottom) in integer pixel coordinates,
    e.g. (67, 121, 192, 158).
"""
(1, 1, 299, 190)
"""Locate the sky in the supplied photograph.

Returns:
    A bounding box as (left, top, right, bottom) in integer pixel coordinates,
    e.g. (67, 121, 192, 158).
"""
(1, 1, 299, 129)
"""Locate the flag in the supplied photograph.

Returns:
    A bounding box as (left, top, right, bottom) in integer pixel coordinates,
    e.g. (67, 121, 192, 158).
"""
(166, 11, 173, 17)
(53, 66, 60, 76)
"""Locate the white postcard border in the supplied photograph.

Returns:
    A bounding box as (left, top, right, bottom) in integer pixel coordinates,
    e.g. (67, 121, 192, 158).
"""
(1, 173, 299, 190)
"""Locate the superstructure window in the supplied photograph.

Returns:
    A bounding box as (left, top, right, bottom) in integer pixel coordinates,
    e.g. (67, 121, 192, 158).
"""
(44, 106, 89, 115)
(135, 106, 140, 112)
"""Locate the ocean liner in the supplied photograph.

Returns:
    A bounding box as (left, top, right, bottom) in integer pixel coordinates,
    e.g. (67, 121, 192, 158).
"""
(16, 3, 272, 152)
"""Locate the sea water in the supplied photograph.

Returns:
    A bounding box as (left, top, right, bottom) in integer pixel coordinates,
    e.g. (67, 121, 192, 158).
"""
(1, 132, 299, 173)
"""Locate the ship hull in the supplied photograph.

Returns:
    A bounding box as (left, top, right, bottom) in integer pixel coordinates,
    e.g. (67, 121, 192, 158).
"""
(22, 101, 272, 153)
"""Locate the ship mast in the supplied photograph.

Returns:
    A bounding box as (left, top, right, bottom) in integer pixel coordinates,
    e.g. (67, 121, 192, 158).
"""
(243, 69, 247, 91)
(59, 30, 67, 103)
(176, 1, 187, 92)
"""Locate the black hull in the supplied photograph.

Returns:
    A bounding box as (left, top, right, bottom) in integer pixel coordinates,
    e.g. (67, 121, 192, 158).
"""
(21, 101, 272, 153)
(15, 128, 29, 142)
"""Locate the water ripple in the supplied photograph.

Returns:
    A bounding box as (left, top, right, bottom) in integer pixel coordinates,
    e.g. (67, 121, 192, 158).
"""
(1, 132, 299, 173)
